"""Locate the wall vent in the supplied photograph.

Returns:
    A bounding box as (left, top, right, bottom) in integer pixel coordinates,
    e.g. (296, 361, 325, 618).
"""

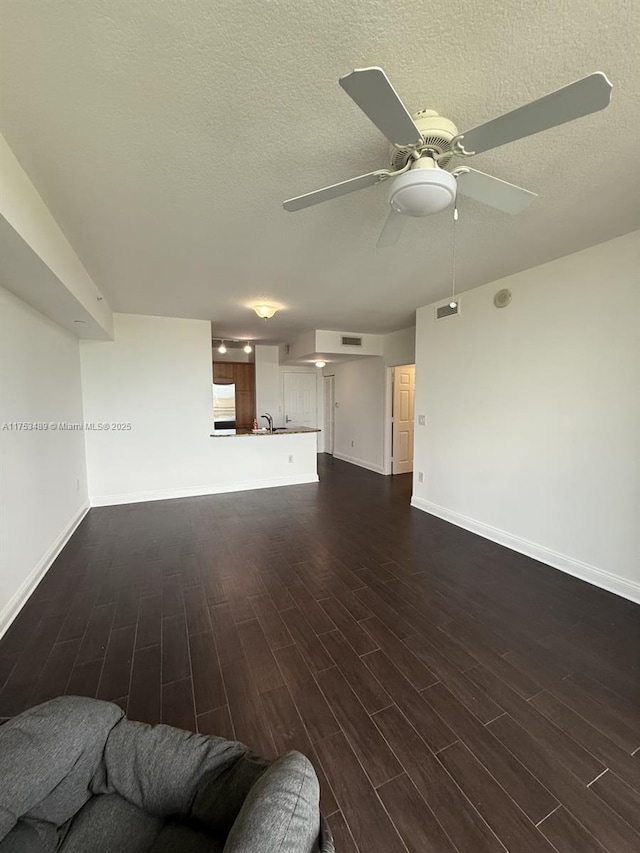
(341, 336, 363, 346)
(435, 302, 460, 321)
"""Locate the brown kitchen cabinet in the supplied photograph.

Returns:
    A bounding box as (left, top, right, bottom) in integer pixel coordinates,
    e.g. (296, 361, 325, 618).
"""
(212, 360, 256, 431)
(212, 362, 234, 383)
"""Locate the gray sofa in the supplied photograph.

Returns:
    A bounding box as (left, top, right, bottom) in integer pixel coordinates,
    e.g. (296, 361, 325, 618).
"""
(0, 696, 335, 852)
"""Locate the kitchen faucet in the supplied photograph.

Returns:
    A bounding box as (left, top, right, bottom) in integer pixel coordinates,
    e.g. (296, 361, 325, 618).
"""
(261, 413, 273, 433)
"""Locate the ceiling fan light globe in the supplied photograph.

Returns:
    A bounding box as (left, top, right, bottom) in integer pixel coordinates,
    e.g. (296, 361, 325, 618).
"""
(388, 168, 457, 217)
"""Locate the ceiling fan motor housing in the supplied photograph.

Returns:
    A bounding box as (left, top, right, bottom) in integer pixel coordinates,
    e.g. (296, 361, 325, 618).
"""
(390, 109, 460, 170)
(388, 157, 457, 217)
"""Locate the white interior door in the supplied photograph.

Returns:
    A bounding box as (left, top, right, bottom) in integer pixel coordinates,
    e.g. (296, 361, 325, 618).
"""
(392, 365, 415, 474)
(323, 375, 335, 454)
(283, 372, 317, 427)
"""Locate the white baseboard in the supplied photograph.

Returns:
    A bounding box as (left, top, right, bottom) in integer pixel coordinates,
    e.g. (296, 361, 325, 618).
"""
(90, 474, 319, 507)
(411, 496, 640, 605)
(0, 502, 90, 640)
(333, 452, 385, 475)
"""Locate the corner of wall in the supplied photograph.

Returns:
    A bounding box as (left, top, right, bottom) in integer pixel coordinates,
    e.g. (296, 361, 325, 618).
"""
(0, 503, 89, 640)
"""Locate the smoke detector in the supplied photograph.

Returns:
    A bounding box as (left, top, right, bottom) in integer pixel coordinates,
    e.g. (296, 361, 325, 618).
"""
(494, 289, 512, 308)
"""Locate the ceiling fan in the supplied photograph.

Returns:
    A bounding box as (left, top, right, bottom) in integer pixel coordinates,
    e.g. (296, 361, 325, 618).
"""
(283, 68, 612, 247)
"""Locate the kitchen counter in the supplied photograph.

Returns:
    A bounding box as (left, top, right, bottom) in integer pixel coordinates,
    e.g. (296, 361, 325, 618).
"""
(210, 427, 321, 438)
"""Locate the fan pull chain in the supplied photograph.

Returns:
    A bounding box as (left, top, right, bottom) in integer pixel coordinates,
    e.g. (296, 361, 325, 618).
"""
(449, 206, 459, 309)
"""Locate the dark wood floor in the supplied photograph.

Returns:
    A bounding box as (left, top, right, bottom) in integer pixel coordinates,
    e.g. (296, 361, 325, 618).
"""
(1, 456, 639, 852)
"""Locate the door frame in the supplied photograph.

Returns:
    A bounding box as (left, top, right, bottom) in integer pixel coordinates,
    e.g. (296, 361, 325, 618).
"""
(383, 367, 394, 475)
(384, 364, 416, 475)
(323, 374, 335, 455)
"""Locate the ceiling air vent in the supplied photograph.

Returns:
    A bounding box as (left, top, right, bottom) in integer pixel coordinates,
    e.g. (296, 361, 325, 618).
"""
(436, 301, 460, 321)
(341, 336, 363, 346)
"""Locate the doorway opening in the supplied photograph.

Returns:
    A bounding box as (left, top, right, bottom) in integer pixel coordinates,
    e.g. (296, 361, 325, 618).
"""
(388, 364, 415, 475)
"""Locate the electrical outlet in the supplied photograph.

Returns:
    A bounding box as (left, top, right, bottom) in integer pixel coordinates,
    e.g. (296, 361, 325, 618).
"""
(418, 472, 424, 483)
(418, 414, 426, 426)
(288, 455, 294, 463)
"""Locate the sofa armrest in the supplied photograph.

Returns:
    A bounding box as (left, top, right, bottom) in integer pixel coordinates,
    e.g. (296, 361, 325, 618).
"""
(222, 751, 321, 853)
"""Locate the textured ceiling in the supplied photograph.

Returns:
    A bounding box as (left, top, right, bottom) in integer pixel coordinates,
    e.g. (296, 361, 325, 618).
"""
(2, 0, 639, 341)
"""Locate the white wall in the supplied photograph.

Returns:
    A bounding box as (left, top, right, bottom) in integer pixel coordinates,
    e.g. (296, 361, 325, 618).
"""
(0, 133, 113, 339)
(315, 330, 384, 358)
(412, 231, 640, 603)
(286, 330, 317, 362)
(0, 287, 89, 636)
(324, 327, 416, 473)
(255, 345, 281, 425)
(283, 329, 392, 363)
(80, 314, 318, 505)
(384, 326, 416, 367)
(329, 357, 387, 474)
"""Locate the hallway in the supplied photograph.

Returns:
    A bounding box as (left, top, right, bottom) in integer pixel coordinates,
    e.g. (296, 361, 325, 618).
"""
(1, 456, 639, 852)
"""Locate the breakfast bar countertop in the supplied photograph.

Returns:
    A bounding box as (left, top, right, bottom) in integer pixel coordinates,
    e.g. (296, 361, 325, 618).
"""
(210, 427, 321, 437)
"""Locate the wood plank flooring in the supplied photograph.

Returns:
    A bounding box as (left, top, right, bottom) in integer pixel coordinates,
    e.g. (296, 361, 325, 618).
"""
(1, 455, 639, 852)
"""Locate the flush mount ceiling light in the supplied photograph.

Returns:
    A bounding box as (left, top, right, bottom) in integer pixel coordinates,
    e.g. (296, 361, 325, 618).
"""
(315, 361, 326, 368)
(244, 342, 253, 353)
(218, 341, 227, 354)
(251, 303, 279, 320)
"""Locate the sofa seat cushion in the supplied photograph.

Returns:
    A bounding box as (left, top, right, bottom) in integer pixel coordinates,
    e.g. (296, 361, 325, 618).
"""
(59, 794, 162, 853)
(149, 822, 225, 853)
(0, 819, 58, 853)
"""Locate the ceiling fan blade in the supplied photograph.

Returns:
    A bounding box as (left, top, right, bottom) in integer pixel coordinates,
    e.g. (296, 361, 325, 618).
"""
(377, 209, 407, 248)
(453, 72, 613, 156)
(283, 170, 387, 212)
(339, 67, 423, 147)
(454, 168, 537, 214)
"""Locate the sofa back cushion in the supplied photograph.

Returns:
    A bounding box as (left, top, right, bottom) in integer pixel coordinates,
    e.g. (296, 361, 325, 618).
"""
(58, 794, 162, 853)
(98, 717, 268, 833)
(0, 697, 123, 844)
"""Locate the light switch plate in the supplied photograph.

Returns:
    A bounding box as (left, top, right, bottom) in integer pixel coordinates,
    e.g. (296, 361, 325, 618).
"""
(418, 415, 426, 426)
